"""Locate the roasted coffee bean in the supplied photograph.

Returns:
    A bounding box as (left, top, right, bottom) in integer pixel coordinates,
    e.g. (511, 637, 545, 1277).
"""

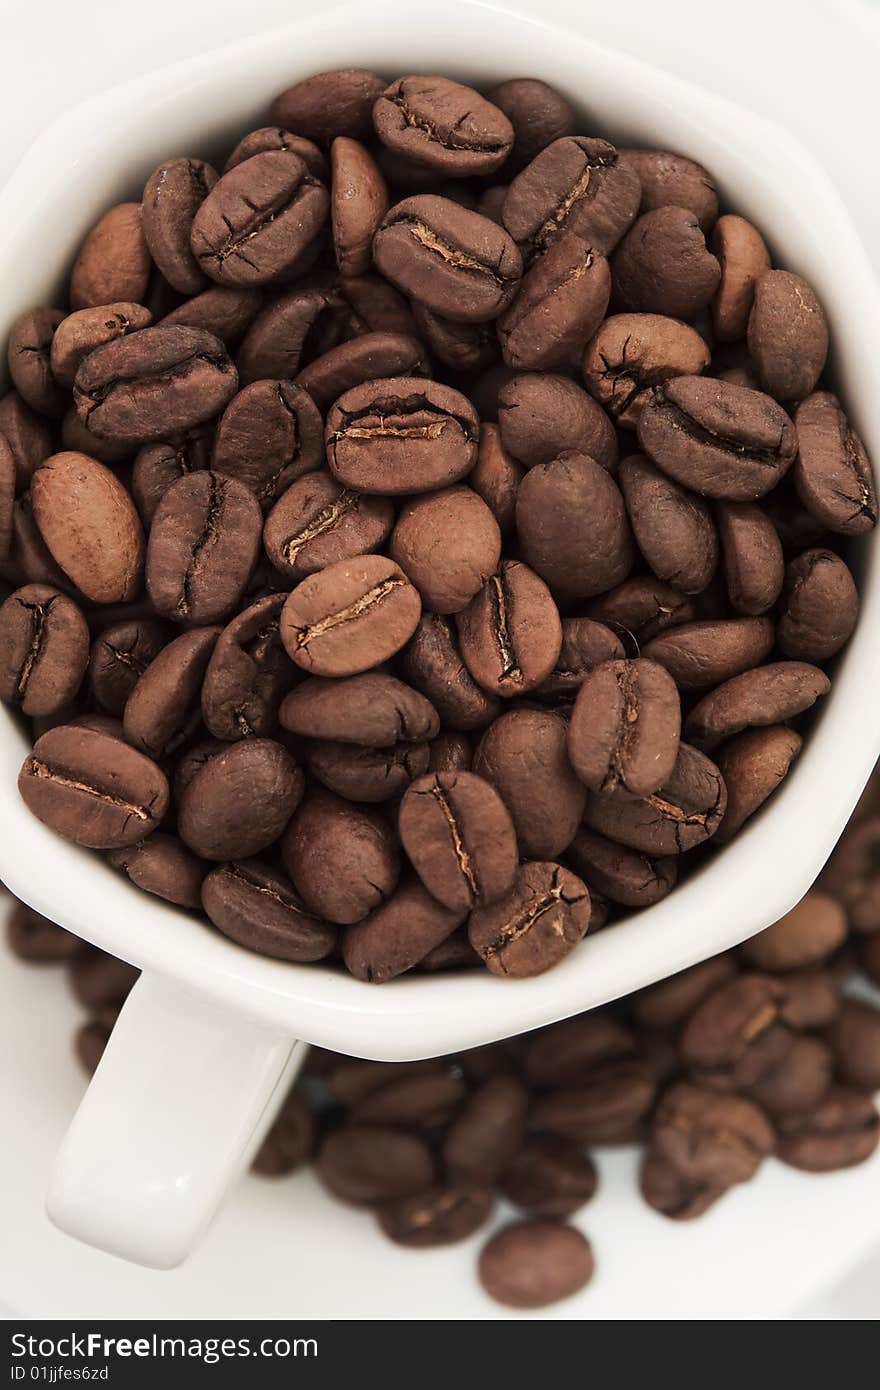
(776, 1089, 880, 1172)
(585, 576, 698, 643)
(536, 618, 625, 701)
(130, 429, 212, 526)
(201, 859, 335, 962)
(178, 738, 304, 859)
(0, 437, 15, 561)
(296, 331, 428, 413)
(650, 1082, 775, 1187)
(163, 285, 262, 345)
(632, 955, 738, 1031)
(679, 973, 781, 1069)
(497, 233, 610, 371)
(122, 626, 219, 758)
(523, 1014, 635, 1088)
(637, 376, 797, 500)
(69, 204, 152, 310)
(479, 1220, 594, 1309)
(497, 372, 617, 471)
(499, 1135, 597, 1218)
(684, 661, 830, 751)
(0, 391, 53, 488)
(18, 724, 168, 848)
(323, 1058, 445, 1106)
(469, 425, 524, 535)
(142, 158, 218, 295)
(373, 77, 513, 177)
(6, 308, 65, 417)
(280, 555, 421, 676)
(710, 215, 770, 343)
(146, 472, 261, 626)
(326, 377, 479, 494)
(378, 1185, 493, 1247)
(281, 671, 438, 747)
(343, 875, 466, 983)
(398, 770, 517, 912)
(50, 303, 153, 388)
(70, 950, 139, 1011)
(329, 137, 388, 278)
(820, 816, 880, 933)
(641, 617, 775, 691)
(468, 860, 590, 978)
(583, 740, 726, 855)
(474, 708, 586, 858)
(486, 78, 575, 175)
(824, 999, 880, 1092)
(201, 594, 293, 740)
(107, 833, 205, 909)
(374, 196, 522, 323)
(73, 325, 238, 443)
(270, 68, 386, 146)
(0, 584, 89, 716)
(612, 208, 720, 319)
(442, 1075, 529, 1183)
(411, 303, 497, 372)
(427, 732, 472, 773)
(31, 453, 144, 604)
(190, 152, 329, 287)
(353, 1072, 465, 1129)
(390, 486, 501, 613)
(502, 136, 641, 258)
(582, 313, 710, 429)
(225, 128, 327, 179)
(713, 725, 803, 844)
(253, 1088, 316, 1176)
(639, 1150, 725, 1220)
(568, 658, 681, 797)
(517, 451, 633, 598)
(738, 1028, 833, 1119)
(263, 471, 393, 583)
(281, 791, 400, 925)
(306, 739, 430, 803)
(567, 828, 677, 909)
(1, 494, 71, 592)
(715, 501, 784, 615)
(211, 380, 323, 504)
(6, 900, 82, 963)
(316, 1125, 436, 1205)
(400, 613, 500, 731)
(778, 968, 840, 1031)
(620, 149, 718, 231)
(777, 549, 859, 662)
(529, 1058, 656, 1144)
(748, 269, 829, 401)
(456, 559, 562, 698)
(793, 392, 876, 535)
(619, 454, 717, 594)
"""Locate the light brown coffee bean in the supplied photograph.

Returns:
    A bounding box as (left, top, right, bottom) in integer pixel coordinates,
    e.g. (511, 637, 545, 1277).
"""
(280, 555, 421, 677)
(31, 453, 144, 604)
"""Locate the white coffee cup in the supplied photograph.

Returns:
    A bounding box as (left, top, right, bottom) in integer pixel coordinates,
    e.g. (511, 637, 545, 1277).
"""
(1, 0, 878, 1270)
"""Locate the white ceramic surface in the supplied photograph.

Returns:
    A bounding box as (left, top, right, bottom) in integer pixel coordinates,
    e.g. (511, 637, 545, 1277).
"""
(1, 0, 879, 1271)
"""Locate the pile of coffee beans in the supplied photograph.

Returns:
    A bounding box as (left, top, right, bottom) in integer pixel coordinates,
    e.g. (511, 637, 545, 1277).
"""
(0, 66, 875, 981)
(5, 767, 880, 1309)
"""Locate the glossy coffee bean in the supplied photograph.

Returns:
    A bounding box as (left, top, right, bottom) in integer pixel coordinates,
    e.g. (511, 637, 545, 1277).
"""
(373, 77, 513, 177)
(583, 740, 727, 855)
(619, 454, 717, 594)
(684, 661, 830, 751)
(281, 791, 400, 925)
(456, 559, 562, 699)
(201, 859, 335, 962)
(317, 1125, 436, 1205)
(517, 451, 633, 598)
(122, 626, 219, 759)
(280, 671, 438, 747)
(107, 833, 205, 910)
(612, 208, 720, 319)
(474, 708, 586, 859)
(178, 738, 304, 859)
(263, 471, 393, 583)
(478, 1220, 594, 1309)
(710, 215, 770, 343)
(502, 136, 641, 257)
(777, 549, 859, 662)
(398, 770, 518, 912)
(390, 486, 501, 614)
(497, 372, 617, 471)
(568, 658, 681, 798)
(69, 203, 152, 311)
(378, 1185, 493, 1248)
(582, 313, 710, 429)
(280, 555, 421, 677)
(211, 380, 324, 504)
(31, 453, 144, 604)
(714, 501, 784, 616)
(713, 725, 803, 843)
(747, 269, 829, 401)
(793, 392, 876, 536)
(201, 594, 293, 740)
(343, 875, 466, 983)
(0, 584, 89, 716)
(497, 233, 610, 371)
(468, 860, 590, 978)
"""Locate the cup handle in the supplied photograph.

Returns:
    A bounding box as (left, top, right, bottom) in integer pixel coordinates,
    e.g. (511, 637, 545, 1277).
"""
(47, 970, 305, 1269)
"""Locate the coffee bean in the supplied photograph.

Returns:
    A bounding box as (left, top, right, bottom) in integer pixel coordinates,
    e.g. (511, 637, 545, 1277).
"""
(178, 738, 304, 859)
(748, 269, 829, 401)
(400, 612, 500, 731)
(650, 1081, 775, 1187)
(323, 1058, 446, 1106)
(343, 875, 466, 983)
(777, 549, 859, 662)
(6, 900, 83, 963)
(306, 739, 430, 803)
(390, 486, 501, 613)
(793, 392, 876, 535)
(715, 500, 785, 615)
(684, 660, 831, 751)
(50, 303, 153, 389)
(776, 1088, 880, 1172)
(6, 308, 65, 417)
(427, 733, 472, 774)
(710, 215, 770, 343)
(73, 325, 238, 443)
(738, 1027, 833, 1119)
(201, 859, 335, 962)
(478, 1220, 594, 1309)
(468, 860, 590, 978)
(270, 68, 387, 146)
(317, 1124, 436, 1205)
(568, 658, 681, 797)
(456, 559, 562, 698)
(280, 555, 421, 676)
(210, 379, 322, 506)
(59, 408, 131, 467)
(69, 204, 152, 311)
(329, 137, 388, 278)
(398, 770, 518, 911)
(1, 494, 70, 593)
(122, 626, 219, 758)
(142, 158, 218, 295)
(190, 152, 329, 287)
(642, 617, 775, 691)
(517, 451, 634, 598)
(0, 584, 89, 716)
(497, 233, 610, 371)
(529, 1058, 656, 1143)
(412, 303, 498, 372)
(824, 998, 880, 1092)
(819, 815, 880, 932)
(31, 453, 144, 604)
(620, 454, 718, 594)
(107, 833, 205, 909)
(632, 955, 738, 1031)
(621, 149, 718, 231)
(225, 128, 327, 179)
(0, 391, 52, 489)
(296, 331, 429, 413)
(70, 949, 139, 1011)
(536, 618, 625, 701)
(474, 708, 586, 858)
(163, 286, 262, 345)
(502, 136, 641, 257)
(567, 828, 678, 909)
(582, 313, 710, 428)
(326, 376, 479, 494)
(713, 725, 803, 843)
(352, 1073, 465, 1129)
(523, 1014, 636, 1088)
(263, 470, 393, 583)
(497, 372, 617, 470)
(18, 724, 168, 848)
(778, 968, 840, 1030)
(200, 594, 292, 740)
(639, 1149, 725, 1220)
(469, 425, 524, 535)
(442, 1075, 529, 1183)
(373, 77, 513, 177)
(679, 973, 782, 1070)
(487, 79, 576, 175)
(280, 671, 438, 748)
(146, 472, 261, 626)
(130, 429, 212, 526)
(583, 740, 727, 854)
(0, 437, 15, 562)
(253, 1087, 316, 1176)
(499, 1135, 597, 1217)
(585, 576, 698, 643)
(637, 376, 797, 500)
(612, 208, 721, 318)
(281, 790, 400, 924)
(378, 1185, 493, 1247)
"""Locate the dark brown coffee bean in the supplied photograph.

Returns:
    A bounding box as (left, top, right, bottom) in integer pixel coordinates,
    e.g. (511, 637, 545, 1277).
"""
(225, 128, 327, 179)
(776, 1088, 880, 1172)
(639, 1149, 726, 1220)
(263, 471, 392, 584)
(399, 613, 500, 732)
(146, 471, 261, 626)
(568, 658, 680, 797)
(142, 159, 218, 295)
(523, 1014, 635, 1088)
(412, 304, 497, 374)
(456, 559, 562, 699)
(50, 303, 153, 388)
(744, 893, 849, 974)
(31, 453, 144, 604)
(0, 392, 52, 489)
(793, 392, 876, 535)
(306, 739, 430, 803)
(210, 380, 323, 505)
(73, 325, 238, 443)
(710, 215, 770, 343)
(0, 584, 89, 716)
(584, 740, 727, 854)
(326, 376, 479, 494)
(427, 733, 472, 774)
(390, 486, 501, 614)
(684, 661, 831, 751)
(715, 500, 784, 615)
(620, 454, 717, 593)
(632, 955, 738, 1031)
(200, 594, 292, 740)
(201, 859, 334, 962)
(642, 617, 775, 691)
(70, 950, 139, 1011)
(442, 1075, 529, 1183)
(329, 137, 388, 278)
(497, 233, 610, 371)
(6, 308, 65, 417)
(163, 286, 262, 346)
(281, 791, 399, 925)
(824, 999, 880, 1092)
(468, 860, 590, 978)
(582, 312, 710, 429)
(777, 549, 859, 662)
(517, 450, 634, 598)
(585, 576, 698, 643)
(343, 875, 466, 982)
(179, 738, 303, 859)
(270, 68, 387, 145)
(567, 828, 677, 909)
(280, 671, 438, 747)
(130, 429, 212, 526)
(530, 1058, 656, 1144)
(503, 136, 641, 257)
(107, 833, 205, 909)
(398, 770, 517, 912)
(69, 204, 152, 311)
(651, 1081, 775, 1187)
(353, 1073, 465, 1129)
(296, 331, 428, 413)
(778, 968, 840, 1030)
(479, 1220, 594, 1308)
(378, 1185, 493, 1247)
(18, 724, 168, 848)
(6, 900, 82, 963)
(620, 148, 718, 230)
(612, 208, 721, 318)
(280, 555, 421, 676)
(497, 372, 617, 470)
(499, 1135, 597, 1217)
(748, 269, 829, 401)
(737, 1027, 833, 1119)
(469, 424, 523, 535)
(190, 152, 328, 288)
(536, 618, 625, 701)
(58, 411, 131, 468)
(373, 77, 513, 176)
(713, 725, 803, 844)
(317, 1124, 436, 1205)
(679, 973, 782, 1070)
(1, 494, 70, 592)
(637, 375, 797, 500)
(474, 708, 586, 858)
(486, 78, 575, 175)
(122, 626, 219, 758)
(252, 1087, 316, 1176)
(323, 1057, 444, 1105)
